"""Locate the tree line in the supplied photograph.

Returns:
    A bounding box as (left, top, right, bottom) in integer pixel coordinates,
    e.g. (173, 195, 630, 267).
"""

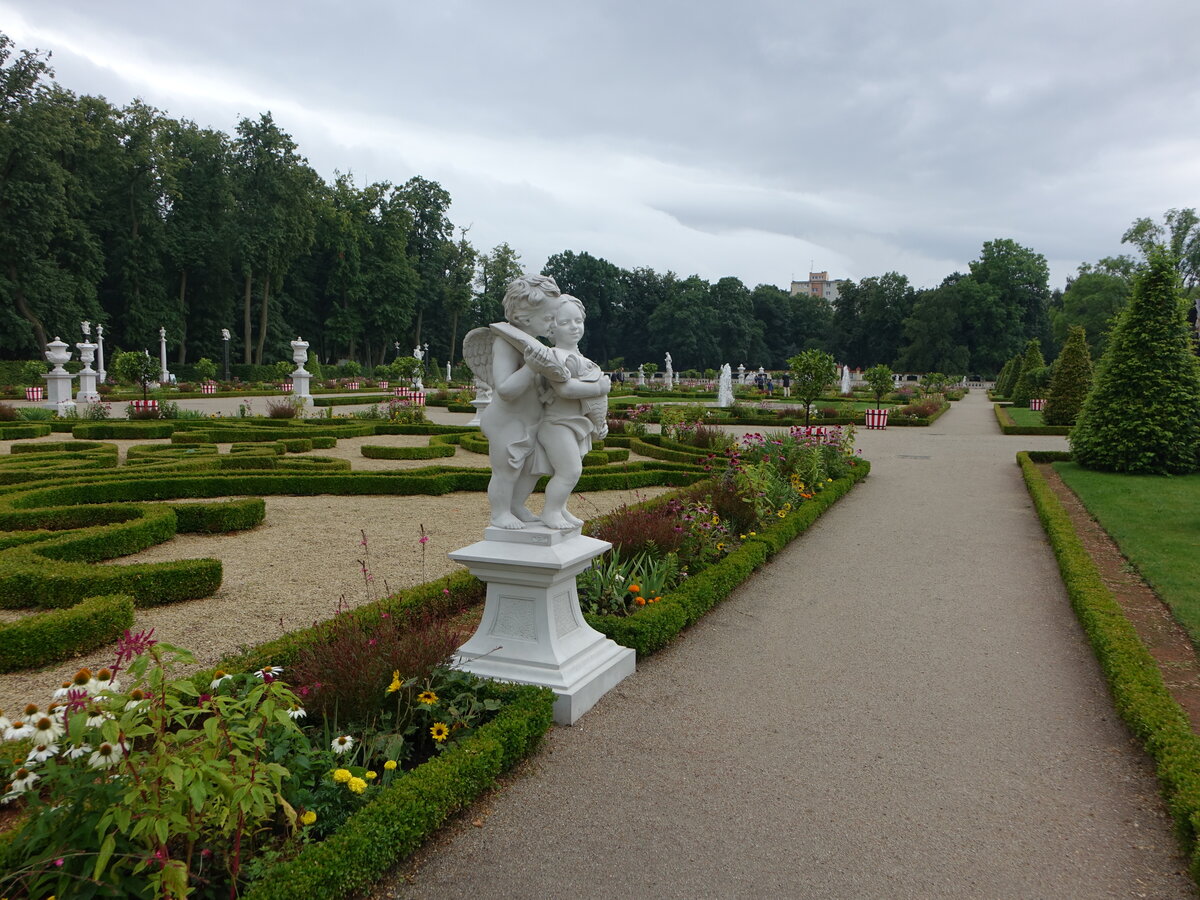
(3, 34, 1196, 377)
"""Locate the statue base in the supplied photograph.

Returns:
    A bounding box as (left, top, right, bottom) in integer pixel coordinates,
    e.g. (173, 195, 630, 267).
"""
(449, 526, 634, 725)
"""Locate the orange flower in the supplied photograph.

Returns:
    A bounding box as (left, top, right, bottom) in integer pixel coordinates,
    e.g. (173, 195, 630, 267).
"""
(628, 584, 640, 594)
(635, 596, 646, 606)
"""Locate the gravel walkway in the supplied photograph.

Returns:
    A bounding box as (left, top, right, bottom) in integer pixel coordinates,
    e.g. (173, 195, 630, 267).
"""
(373, 392, 1196, 899)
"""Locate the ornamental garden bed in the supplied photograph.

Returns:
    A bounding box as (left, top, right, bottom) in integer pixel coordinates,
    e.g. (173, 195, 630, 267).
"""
(993, 403, 1071, 436)
(0, 418, 869, 897)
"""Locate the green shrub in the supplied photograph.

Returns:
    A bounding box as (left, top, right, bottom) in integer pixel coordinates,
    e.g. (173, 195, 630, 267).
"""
(0, 593, 134, 672)
(1070, 250, 1200, 474)
(360, 444, 456, 460)
(1010, 339, 1046, 408)
(1043, 324, 1093, 426)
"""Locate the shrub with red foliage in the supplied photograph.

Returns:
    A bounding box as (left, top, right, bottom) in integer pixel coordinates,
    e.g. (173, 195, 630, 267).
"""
(586, 504, 688, 557)
(288, 605, 468, 727)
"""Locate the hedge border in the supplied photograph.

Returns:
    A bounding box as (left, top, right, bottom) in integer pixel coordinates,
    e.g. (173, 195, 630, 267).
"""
(994, 403, 1072, 436)
(0, 593, 134, 672)
(1018, 450, 1200, 883)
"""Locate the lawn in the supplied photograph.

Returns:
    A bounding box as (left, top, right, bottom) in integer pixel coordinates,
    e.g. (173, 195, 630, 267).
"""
(1054, 461, 1200, 643)
(1005, 406, 1044, 426)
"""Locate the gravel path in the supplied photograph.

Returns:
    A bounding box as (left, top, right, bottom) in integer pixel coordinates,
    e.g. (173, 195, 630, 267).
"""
(372, 392, 1196, 899)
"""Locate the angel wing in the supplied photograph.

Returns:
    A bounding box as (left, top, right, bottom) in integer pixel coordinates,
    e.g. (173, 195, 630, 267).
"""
(462, 327, 494, 387)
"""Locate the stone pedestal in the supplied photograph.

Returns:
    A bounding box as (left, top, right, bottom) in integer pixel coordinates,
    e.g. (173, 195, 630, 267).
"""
(76, 341, 99, 402)
(467, 380, 491, 426)
(449, 526, 635, 725)
(42, 337, 74, 412)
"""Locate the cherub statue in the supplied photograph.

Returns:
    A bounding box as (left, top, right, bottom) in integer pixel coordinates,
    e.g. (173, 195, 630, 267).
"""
(535, 294, 610, 529)
(462, 274, 562, 529)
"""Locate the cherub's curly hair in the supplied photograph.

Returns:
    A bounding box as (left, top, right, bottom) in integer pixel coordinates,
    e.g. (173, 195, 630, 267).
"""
(503, 274, 561, 325)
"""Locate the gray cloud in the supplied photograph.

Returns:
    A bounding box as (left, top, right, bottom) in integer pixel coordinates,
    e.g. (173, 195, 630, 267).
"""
(7, 0, 1198, 290)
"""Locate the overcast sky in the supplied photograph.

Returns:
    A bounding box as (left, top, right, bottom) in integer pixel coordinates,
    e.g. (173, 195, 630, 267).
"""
(5, 0, 1198, 292)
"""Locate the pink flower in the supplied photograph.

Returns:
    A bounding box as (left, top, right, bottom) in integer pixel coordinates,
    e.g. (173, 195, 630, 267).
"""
(418, 535, 429, 545)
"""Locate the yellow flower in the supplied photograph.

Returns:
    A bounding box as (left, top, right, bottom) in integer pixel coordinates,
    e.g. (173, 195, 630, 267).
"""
(332, 768, 352, 784)
(827, 477, 833, 482)
(386, 670, 402, 694)
(749, 531, 756, 536)
(301, 810, 317, 826)
(417, 690, 438, 705)
(430, 722, 450, 742)
(366, 771, 377, 780)
(384, 759, 398, 771)
(347, 776, 367, 794)
(716, 542, 725, 551)
(710, 515, 719, 525)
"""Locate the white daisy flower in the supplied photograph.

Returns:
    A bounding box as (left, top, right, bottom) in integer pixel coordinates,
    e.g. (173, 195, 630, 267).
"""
(52, 682, 73, 700)
(287, 707, 307, 720)
(65, 743, 92, 760)
(26, 743, 58, 763)
(30, 715, 64, 745)
(124, 689, 148, 712)
(88, 669, 119, 694)
(4, 721, 33, 742)
(330, 735, 355, 754)
(209, 670, 232, 690)
(88, 741, 124, 769)
(0, 711, 10, 732)
(85, 707, 110, 729)
(255, 665, 284, 681)
(9, 767, 39, 792)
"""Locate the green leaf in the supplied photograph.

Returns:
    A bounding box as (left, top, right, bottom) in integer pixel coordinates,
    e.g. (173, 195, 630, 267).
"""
(93, 831, 116, 880)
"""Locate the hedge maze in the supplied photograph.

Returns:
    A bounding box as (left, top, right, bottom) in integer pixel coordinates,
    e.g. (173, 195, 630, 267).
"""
(0, 419, 707, 673)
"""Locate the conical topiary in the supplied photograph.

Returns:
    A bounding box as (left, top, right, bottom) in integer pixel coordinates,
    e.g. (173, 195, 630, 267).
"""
(993, 357, 1016, 397)
(1070, 250, 1200, 474)
(1010, 339, 1046, 408)
(1043, 325, 1092, 426)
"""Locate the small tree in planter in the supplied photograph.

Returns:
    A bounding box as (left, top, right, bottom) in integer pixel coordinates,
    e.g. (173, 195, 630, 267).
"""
(1043, 324, 1093, 426)
(111, 350, 159, 401)
(20, 360, 46, 399)
(787, 349, 836, 426)
(389, 356, 420, 385)
(193, 357, 217, 384)
(864, 363, 894, 406)
(1009, 339, 1046, 408)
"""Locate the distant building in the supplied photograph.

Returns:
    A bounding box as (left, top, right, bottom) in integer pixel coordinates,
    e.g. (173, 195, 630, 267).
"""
(789, 271, 845, 302)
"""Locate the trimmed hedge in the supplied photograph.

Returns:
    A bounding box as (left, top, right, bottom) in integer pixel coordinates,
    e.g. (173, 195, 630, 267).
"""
(0, 593, 134, 672)
(241, 682, 554, 900)
(1018, 451, 1200, 882)
(169, 498, 265, 533)
(72, 422, 176, 439)
(361, 443, 457, 460)
(0, 424, 51, 440)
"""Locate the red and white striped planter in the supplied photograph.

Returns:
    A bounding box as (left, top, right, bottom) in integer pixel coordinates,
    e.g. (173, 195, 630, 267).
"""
(24, 386, 44, 401)
(200, 382, 217, 395)
(278, 382, 293, 392)
(129, 399, 159, 412)
(377, 381, 389, 390)
(864, 408, 889, 430)
(1029, 398, 1045, 411)
(393, 388, 426, 406)
(346, 381, 360, 390)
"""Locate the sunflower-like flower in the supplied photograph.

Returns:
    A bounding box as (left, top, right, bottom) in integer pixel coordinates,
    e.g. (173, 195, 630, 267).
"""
(430, 722, 450, 743)
(417, 690, 438, 705)
(386, 670, 402, 695)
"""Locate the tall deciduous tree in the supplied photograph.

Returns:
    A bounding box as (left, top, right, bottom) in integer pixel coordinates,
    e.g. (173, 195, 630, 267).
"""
(831, 272, 914, 369)
(473, 242, 523, 331)
(1070, 250, 1200, 474)
(787, 349, 837, 425)
(542, 250, 626, 366)
(230, 113, 318, 364)
(969, 238, 1050, 349)
(1050, 269, 1131, 358)
(395, 175, 454, 350)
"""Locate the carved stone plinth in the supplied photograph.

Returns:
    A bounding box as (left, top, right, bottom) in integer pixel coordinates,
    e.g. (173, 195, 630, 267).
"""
(449, 526, 634, 725)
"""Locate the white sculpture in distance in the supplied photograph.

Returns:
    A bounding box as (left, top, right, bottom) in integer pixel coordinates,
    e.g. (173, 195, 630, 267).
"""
(841, 364, 851, 395)
(718, 363, 734, 407)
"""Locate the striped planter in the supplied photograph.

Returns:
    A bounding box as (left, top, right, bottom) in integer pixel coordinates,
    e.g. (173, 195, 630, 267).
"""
(1030, 398, 1045, 411)
(278, 383, 293, 392)
(24, 386, 44, 401)
(377, 381, 389, 390)
(346, 381, 360, 390)
(864, 408, 889, 430)
(394, 388, 426, 406)
(130, 399, 158, 412)
(200, 382, 217, 395)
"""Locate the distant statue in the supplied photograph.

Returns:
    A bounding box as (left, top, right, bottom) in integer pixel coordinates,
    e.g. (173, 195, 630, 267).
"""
(221, 328, 231, 341)
(413, 344, 424, 362)
(718, 363, 734, 407)
(535, 294, 610, 529)
(81, 320, 91, 338)
(463, 274, 563, 529)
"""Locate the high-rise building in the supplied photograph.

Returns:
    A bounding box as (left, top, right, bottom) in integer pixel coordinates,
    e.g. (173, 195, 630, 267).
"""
(789, 271, 844, 301)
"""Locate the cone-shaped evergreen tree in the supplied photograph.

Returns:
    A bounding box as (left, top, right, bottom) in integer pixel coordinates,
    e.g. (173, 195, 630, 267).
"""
(994, 357, 1016, 397)
(1043, 325, 1093, 426)
(1070, 250, 1200, 474)
(1010, 339, 1045, 408)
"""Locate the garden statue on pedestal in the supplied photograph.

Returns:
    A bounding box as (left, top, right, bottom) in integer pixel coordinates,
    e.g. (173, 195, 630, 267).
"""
(718, 363, 734, 407)
(455, 274, 631, 724)
(636, 364, 645, 387)
(664, 351, 673, 390)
